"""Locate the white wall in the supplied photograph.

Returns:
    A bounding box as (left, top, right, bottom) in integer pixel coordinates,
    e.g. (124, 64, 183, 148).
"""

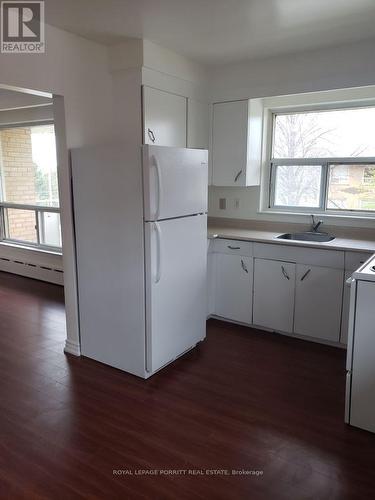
(208, 39, 375, 228)
(109, 38, 209, 146)
(0, 24, 113, 147)
(0, 24, 114, 357)
(143, 40, 209, 86)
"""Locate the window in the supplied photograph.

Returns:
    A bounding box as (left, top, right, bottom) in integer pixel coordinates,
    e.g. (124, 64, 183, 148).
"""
(269, 106, 375, 214)
(363, 166, 375, 185)
(0, 123, 61, 250)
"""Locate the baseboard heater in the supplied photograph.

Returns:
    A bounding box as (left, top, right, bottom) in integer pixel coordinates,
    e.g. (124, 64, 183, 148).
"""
(0, 256, 64, 285)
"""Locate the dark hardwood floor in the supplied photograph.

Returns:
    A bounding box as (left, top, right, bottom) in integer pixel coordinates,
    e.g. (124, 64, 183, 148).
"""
(1, 271, 375, 499)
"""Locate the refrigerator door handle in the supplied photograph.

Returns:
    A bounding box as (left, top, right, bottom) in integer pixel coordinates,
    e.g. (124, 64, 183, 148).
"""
(154, 222, 162, 283)
(151, 155, 162, 220)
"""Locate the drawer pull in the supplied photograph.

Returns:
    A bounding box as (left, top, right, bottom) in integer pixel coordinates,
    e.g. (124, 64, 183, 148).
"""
(228, 245, 241, 250)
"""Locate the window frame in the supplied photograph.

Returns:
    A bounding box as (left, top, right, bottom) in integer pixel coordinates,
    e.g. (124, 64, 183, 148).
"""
(265, 105, 375, 217)
(0, 121, 62, 253)
(270, 158, 375, 214)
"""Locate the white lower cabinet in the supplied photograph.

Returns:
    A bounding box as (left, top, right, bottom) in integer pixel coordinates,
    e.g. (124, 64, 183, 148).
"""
(294, 265, 344, 342)
(253, 258, 295, 333)
(209, 238, 366, 347)
(207, 243, 215, 317)
(215, 253, 253, 324)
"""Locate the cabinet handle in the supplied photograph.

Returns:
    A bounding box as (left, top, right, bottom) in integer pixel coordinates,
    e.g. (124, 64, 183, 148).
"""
(241, 259, 248, 273)
(228, 245, 241, 250)
(300, 269, 311, 281)
(148, 128, 156, 143)
(234, 169, 243, 182)
(281, 265, 290, 280)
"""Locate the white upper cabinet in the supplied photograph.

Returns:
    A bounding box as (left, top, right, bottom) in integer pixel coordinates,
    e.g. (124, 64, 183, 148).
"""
(294, 265, 344, 343)
(212, 99, 263, 187)
(253, 258, 295, 333)
(143, 86, 187, 148)
(187, 99, 209, 150)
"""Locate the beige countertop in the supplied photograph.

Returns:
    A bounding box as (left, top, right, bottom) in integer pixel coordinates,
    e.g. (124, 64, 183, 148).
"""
(208, 218, 375, 253)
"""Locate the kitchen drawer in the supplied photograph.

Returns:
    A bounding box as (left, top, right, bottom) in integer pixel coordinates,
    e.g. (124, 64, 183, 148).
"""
(212, 238, 253, 256)
(345, 251, 373, 272)
(253, 242, 344, 269)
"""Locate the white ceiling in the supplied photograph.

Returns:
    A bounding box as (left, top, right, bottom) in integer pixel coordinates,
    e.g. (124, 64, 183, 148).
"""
(44, 0, 375, 64)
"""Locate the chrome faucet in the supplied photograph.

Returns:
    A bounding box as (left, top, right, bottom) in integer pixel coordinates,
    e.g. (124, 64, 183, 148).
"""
(311, 215, 323, 232)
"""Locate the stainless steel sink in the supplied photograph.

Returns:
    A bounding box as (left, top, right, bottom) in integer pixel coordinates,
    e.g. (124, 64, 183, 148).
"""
(276, 232, 335, 243)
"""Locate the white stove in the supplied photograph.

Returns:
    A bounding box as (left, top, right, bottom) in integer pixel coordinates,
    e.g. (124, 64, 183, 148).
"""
(352, 254, 375, 281)
(346, 252, 375, 433)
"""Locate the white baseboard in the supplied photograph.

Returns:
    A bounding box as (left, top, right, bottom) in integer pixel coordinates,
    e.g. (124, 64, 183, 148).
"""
(0, 258, 64, 284)
(64, 339, 81, 356)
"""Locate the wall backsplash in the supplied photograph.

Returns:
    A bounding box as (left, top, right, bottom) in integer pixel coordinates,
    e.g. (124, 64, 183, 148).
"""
(208, 186, 375, 229)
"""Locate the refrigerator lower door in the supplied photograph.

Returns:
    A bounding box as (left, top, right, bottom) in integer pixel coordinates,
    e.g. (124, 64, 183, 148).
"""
(144, 214, 207, 373)
(142, 145, 208, 221)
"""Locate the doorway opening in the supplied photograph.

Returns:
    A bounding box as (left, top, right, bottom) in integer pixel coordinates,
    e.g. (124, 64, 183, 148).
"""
(0, 85, 78, 358)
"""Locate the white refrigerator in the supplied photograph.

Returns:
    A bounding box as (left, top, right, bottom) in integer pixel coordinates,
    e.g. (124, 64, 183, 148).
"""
(72, 143, 208, 378)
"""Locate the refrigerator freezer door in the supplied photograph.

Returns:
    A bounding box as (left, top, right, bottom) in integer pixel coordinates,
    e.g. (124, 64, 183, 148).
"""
(144, 214, 207, 373)
(143, 145, 208, 221)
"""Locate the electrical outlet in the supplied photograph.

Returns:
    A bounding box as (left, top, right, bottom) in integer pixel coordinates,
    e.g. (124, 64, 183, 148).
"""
(234, 198, 240, 210)
(219, 198, 226, 210)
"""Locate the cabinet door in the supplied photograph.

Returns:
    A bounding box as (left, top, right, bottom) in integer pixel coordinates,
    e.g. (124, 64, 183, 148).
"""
(207, 247, 216, 317)
(294, 265, 343, 342)
(212, 100, 248, 186)
(253, 258, 295, 333)
(215, 253, 253, 324)
(143, 86, 186, 147)
(340, 270, 352, 344)
(187, 99, 209, 149)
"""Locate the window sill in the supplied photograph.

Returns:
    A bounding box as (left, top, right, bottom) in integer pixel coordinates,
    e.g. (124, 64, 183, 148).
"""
(0, 241, 62, 256)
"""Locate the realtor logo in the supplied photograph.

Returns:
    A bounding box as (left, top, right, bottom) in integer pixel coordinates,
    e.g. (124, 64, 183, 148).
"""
(1, 1, 45, 53)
